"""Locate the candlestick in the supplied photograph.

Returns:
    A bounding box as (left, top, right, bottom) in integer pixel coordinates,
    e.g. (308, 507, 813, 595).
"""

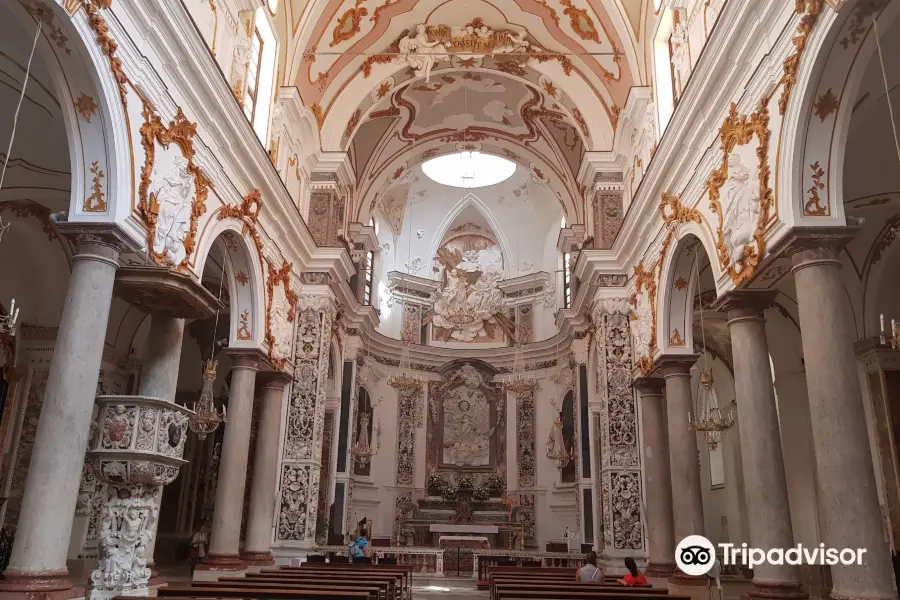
(882, 314, 886, 333)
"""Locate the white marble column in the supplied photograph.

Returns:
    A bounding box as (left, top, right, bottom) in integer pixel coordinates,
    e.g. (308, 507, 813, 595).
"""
(138, 315, 185, 576)
(634, 377, 675, 578)
(241, 373, 291, 566)
(790, 239, 897, 600)
(202, 350, 261, 571)
(0, 235, 121, 597)
(658, 356, 705, 582)
(718, 291, 806, 599)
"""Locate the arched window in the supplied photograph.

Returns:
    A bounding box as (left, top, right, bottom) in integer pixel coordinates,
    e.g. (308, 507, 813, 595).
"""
(653, 9, 677, 133)
(561, 391, 577, 483)
(267, 0, 278, 13)
(353, 387, 374, 476)
(563, 253, 572, 308)
(245, 7, 277, 143)
(363, 251, 375, 306)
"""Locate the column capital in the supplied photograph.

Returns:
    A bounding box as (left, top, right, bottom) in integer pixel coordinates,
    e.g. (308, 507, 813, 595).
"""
(633, 376, 665, 396)
(770, 226, 860, 271)
(297, 290, 338, 316)
(712, 290, 776, 322)
(57, 222, 139, 256)
(225, 348, 268, 371)
(257, 371, 292, 391)
(655, 354, 699, 378)
(570, 336, 590, 365)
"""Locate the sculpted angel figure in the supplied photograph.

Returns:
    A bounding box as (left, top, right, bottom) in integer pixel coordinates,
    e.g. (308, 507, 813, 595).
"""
(630, 295, 653, 358)
(721, 152, 760, 269)
(398, 24, 449, 81)
(270, 287, 294, 362)
(150, 155, 193, 267)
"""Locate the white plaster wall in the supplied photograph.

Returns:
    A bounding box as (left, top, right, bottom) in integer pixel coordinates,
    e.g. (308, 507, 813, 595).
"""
(373, 165, 563, 342)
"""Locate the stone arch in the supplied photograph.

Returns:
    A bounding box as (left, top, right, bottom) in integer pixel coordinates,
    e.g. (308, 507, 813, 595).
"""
(780, 0, 900, 225)
(657, 226, 720, 356)
(5, 1, 132, 221)
(426, 192, 514, 279)
(194, 221, 266, 349)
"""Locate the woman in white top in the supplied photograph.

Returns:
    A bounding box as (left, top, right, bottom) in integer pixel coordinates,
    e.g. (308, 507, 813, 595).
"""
(576, 551, 603, 583)
(189, 521, 210, 575)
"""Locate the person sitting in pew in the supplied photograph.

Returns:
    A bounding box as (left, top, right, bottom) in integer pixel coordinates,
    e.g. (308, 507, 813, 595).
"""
(348, 534, 369, 562)
(617, 557, 648, 586)
(575, 551, 603, 583)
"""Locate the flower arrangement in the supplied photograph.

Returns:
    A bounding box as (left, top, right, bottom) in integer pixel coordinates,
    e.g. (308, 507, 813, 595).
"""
(426, 472, 446, 495)
(472, 486, 491, 502)
(486, 473, 505, 494)
(457, 473, 474, 490)
(441, 483, 459, 502)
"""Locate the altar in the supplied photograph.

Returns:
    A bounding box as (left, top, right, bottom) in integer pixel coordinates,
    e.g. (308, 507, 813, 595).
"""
(438, 535, 490, 550)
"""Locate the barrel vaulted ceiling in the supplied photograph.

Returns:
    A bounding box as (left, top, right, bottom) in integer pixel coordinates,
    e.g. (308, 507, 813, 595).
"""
(284, 0, 648, 220)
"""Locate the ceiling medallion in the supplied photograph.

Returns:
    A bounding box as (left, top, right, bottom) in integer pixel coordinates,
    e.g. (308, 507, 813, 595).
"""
(421, 151, 516, 189)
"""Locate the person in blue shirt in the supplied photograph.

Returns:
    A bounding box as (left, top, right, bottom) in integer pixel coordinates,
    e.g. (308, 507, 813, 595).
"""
(349, 535, 368, 560)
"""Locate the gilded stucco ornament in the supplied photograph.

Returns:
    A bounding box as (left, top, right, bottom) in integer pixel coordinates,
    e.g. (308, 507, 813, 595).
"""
(266, 260, 298, 370)
(707, 101, 774, 286)
(138, 104, 209, 271)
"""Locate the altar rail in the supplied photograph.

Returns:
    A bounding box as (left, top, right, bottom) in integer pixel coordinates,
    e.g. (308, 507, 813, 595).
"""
(312, 546, 586, 578)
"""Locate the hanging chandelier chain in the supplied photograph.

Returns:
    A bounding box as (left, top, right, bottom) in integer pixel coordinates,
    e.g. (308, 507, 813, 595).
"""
(872, 14, 900, 168)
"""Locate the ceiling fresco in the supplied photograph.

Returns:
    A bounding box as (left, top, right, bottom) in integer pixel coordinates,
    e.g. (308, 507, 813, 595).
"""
(344, 68, 587, 221)
(287, 0, 645, 149)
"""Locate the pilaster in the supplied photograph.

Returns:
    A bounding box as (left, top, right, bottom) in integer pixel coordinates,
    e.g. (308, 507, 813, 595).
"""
(591, 299, 644, 566)
(274, 289, 338, 547)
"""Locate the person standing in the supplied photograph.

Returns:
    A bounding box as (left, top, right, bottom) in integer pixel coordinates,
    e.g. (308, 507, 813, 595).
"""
(189, 521, 210, 575)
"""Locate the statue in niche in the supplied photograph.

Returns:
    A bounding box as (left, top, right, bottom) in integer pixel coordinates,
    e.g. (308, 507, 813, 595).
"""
(721, 152, 760, 269)
(149, 155, 194, 267)
(442, 384, 491, 466)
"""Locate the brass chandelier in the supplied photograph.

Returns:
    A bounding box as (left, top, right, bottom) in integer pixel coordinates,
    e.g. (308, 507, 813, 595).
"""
(505, 341, 537, 394)
(687, 252, 734, 449)
(189, 358, 226, 440)
(388, 339, 422, 392)
(188, 266, 227, 439)
(351, 412, 380, 466)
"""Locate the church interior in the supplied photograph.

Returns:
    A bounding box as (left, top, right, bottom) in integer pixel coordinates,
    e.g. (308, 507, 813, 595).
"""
(0, 0, 899, 599)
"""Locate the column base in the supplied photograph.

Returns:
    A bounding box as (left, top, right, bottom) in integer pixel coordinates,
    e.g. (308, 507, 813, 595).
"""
(147, 566, 166, 587)
(0, 570, 84, 600)
(646, 562, 676, 578)
(743, 581, 809, 600)
(240, 552, 275, 567)
(195, 554, 245, 571)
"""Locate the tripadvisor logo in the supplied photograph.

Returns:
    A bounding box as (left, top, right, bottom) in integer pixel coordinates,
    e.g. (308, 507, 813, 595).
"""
(676, 536, 868, 575)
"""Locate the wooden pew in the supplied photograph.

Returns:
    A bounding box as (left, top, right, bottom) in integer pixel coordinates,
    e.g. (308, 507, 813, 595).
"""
(490, 578, 662, 598)
(490, 582, 667, 600)
(278, 564, 412, 600)
(158, 585, 371, 600)
(265, 566, 405, 600)
(235, 574, 397, 600)
(495, 591, 691, 600)
(191, 579, 383, 600)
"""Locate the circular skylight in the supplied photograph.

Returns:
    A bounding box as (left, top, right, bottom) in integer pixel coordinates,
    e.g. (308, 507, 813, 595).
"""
(421, 152, 517, 189)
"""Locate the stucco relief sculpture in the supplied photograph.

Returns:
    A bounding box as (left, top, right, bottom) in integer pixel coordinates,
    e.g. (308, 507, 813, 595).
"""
(91, 488, 156, 594)
(721, 152, 761, 271)
(270, 285, 295, 363)
(397, 22, 532, 82)
(429, 245, 510, 343)
(629, 289, 653, 365)
(148, 156, 194, 267)
(398, 24, 450, 82)
(442, 383, 491, 466)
